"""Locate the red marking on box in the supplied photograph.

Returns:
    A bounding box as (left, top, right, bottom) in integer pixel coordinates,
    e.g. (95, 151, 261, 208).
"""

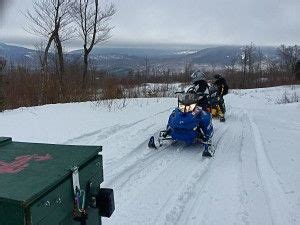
(0, 154, 52, 174)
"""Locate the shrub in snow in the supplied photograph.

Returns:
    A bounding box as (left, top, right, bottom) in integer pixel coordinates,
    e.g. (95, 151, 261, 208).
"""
(277, 91, 299, 104)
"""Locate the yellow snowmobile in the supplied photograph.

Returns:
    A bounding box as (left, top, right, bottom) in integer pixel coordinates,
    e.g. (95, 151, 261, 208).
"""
(208, 85, 226, 122)
(211, 104, 224, 118)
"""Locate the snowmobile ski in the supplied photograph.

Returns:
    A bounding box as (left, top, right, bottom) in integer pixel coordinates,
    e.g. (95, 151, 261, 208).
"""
(220, 117, 226, 122)
(148, 136, 157, 149)
(202, 144, 215, 157)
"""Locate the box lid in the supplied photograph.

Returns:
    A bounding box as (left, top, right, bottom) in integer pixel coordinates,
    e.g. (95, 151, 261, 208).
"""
(0, 137, 101, 207)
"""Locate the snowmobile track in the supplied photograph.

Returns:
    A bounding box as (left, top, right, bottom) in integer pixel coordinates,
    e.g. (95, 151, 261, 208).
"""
(106, 118, 230, 189)
(158, 114, 237, 225)
(63, 108, 173, 145)
(247, 112, 292, 225)
(104, 118, 231, 225)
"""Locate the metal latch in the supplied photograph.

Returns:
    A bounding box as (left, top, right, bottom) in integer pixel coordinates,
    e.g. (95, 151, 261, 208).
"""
(71, 166, 87, 224)
(71, 166, 80, 195)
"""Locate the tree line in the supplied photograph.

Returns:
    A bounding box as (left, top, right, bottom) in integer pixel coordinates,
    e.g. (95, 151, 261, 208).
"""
(222, 43, 300, 89)
(0, 1, 299, 110)
(0, 43, 299, 111)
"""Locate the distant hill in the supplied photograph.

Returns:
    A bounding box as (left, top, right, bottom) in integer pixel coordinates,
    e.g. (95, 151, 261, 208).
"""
(68, 47, 200, 73)
(189, 46, 278, 65)
(72, 47, 172, 57)
(0, 43, 37, 66)
(0, 43, 279, 72)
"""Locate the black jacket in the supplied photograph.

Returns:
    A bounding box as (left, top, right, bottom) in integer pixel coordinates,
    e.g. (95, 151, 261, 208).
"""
(194, 80, 209, 93)
(193, 80, 210, 110)
(214, 77, 228, 96)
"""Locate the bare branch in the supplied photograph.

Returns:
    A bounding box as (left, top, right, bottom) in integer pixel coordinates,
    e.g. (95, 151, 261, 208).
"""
(26, 0, 74, 41)
(69, 0, 116, 89)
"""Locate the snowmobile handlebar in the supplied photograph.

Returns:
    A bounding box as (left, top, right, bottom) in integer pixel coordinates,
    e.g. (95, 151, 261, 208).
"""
(175, 87, 197, 95)
(175, 91, 185, 94)
(175, 87, 210, 99)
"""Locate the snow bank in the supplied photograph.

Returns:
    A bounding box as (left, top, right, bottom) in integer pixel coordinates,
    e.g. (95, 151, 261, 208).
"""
(0, 98, 176, 144)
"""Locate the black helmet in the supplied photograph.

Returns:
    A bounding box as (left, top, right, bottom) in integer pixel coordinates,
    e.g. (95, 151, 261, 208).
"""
(213, 74, 223, 80)
(191, 70, 207, 84)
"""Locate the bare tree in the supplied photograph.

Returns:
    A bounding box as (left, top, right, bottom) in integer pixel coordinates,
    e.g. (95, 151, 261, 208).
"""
(241, 43, 257, 75)
(34, 42, 49, 103)
(70, 0, 116, 89)
(184, 59, 193, 77)
(255, 47, 264, 75)
(241, 47, 248, 77)
(247, 43, 256, 74)
(278, 45, 300, 74)
(26, 0, 73, 85)
(144, 56, 150, 76)
(295, 60, 300, 81)
(0, 58, 5, 71)
(0, 57, 6, 111)
(227, 55, 238, 73)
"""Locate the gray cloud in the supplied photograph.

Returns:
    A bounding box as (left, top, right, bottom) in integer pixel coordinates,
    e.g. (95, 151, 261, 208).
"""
(0, 0, 299, 48)
(0, 0, 10, 23)
(0, 0, 8, 10)
(109, 0, 300, 46)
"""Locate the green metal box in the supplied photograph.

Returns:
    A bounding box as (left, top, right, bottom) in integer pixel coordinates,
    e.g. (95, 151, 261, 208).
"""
(0, 137, 109, 225)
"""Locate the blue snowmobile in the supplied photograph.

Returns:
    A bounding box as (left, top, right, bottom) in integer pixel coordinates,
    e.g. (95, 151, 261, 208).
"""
(148, 88, 215, 157)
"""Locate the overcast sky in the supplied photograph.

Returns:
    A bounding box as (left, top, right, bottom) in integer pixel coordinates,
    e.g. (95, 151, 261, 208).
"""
(0, 0, 299, 49)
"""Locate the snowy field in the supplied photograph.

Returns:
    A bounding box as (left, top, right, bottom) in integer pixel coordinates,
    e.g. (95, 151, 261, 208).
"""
(1, 85, 300, 225)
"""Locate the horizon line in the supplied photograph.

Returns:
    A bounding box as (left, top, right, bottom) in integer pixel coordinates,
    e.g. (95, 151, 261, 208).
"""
(0, 41, 282, 52)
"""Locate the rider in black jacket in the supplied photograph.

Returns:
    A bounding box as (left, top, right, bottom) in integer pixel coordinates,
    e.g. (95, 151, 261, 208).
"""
(191, 70, 210, 111)
(212, 74, 228, 122)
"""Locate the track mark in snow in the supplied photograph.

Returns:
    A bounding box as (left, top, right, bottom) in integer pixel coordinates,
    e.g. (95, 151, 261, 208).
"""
(104, 143, 164, 187)
(247, 113, 293, 225)
(238, 111, 274, 225)
(155, 124, 231, 225)
(174, 111, 249, 225)
(105, 124, 229, 225)
(162, 159, 211, 225)
(63, 108, 172, 145)
(63, 124, 129, 144)
(104, 141, 185, 190)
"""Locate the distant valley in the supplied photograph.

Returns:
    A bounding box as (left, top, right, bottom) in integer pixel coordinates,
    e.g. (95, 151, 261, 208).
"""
(0, 43, 278, 74)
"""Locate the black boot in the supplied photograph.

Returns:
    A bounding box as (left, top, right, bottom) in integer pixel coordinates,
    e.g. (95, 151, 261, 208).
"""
(148, 136, 157, 149)
(202, 141, 214, 157)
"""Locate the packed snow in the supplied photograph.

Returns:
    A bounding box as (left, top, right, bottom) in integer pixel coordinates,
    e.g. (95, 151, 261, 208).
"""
(0, 85, 300, 225)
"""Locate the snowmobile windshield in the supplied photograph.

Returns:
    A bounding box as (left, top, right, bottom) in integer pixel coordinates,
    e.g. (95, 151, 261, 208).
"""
(178, 93, 198, 113)
(179, 103, 197, 113)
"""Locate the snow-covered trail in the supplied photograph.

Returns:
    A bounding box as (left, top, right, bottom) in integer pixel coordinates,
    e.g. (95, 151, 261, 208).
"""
(100, 108, 291, 225)
(1, 86, 299, 224)
(65, 105, 296, 225)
